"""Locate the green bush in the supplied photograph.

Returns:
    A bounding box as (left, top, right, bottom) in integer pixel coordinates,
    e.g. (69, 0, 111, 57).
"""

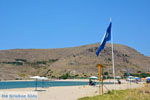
(59, 73, 71, 79)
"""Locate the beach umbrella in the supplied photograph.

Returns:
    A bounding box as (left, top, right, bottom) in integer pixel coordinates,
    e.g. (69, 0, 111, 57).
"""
(30, 76, 48, 80)
(38, 77, 48, 88)
(38, 77, 48, 80)
(146, 77, 150, 83)
(30, 76, 41, 90)
(141, 78, 146, 81)
(134, 77, 141, 82)
(128, 76, 134, 78)
(127, 76, 135, 81)
(134, 77, 140, 80)
(89, 76, 98, 79)
(30, 76, 41, 79)
(116, 76, 121, 79)
(30, 76, 48, 89)
(146, 77, 150, 80)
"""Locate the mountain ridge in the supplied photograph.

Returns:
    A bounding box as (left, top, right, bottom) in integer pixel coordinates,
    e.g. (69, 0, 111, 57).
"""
(0, 43, 150, 80)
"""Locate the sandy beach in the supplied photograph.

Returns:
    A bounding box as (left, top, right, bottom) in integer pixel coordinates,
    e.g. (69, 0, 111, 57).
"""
(0, 79, 144, 100)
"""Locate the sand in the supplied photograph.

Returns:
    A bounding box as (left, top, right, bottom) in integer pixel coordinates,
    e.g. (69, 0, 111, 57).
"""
(0, 80, 144, 100)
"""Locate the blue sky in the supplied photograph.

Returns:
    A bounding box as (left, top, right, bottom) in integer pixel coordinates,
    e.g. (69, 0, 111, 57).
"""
(0, 0, 150, 56)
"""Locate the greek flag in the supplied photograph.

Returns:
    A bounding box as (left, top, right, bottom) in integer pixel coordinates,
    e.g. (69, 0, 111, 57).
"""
(96, 22, 112, 56)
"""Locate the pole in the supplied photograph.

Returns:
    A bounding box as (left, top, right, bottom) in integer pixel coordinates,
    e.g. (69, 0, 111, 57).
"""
(42, 80, 44, 88)
(35, 79, 37, 91)
(110, 18, 116, 86)
(101, 66, 104, 94)
(97, 64, 101, 95)
(99, 79, 101, 95)
(111, 38, 116, 85)
(97, 64, 103, 95)
(98, 66, 101, 95)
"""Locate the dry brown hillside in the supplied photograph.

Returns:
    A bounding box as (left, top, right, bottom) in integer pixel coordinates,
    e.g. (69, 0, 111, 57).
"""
(0, 43, 150, 80)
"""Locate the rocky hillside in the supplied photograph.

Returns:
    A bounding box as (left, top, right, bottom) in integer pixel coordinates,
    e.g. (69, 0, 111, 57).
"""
(0, 43, 150, 80)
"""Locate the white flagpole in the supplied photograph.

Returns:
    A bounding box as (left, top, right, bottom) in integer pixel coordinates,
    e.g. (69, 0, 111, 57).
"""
(110, 18, 116, 86)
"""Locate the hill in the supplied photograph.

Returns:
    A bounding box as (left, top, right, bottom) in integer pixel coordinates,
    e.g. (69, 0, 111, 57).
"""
(0, 43, 150, 80)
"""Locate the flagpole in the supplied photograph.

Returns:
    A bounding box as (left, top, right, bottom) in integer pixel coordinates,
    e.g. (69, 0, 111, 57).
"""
(96, 18, 115, 90)
(110, 18, 116, 86)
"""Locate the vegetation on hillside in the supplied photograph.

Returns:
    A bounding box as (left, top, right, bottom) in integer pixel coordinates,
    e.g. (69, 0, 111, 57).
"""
(124, 71, 150, 78)
(0, 59, 58, 66)
(0, 43, 150, 80)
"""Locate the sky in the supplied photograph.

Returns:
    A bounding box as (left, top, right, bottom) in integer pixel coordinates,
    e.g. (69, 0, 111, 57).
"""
(0, 0, 150, 56)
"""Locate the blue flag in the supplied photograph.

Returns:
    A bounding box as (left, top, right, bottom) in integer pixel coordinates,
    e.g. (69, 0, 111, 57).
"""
(96, 22, 112, 56)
